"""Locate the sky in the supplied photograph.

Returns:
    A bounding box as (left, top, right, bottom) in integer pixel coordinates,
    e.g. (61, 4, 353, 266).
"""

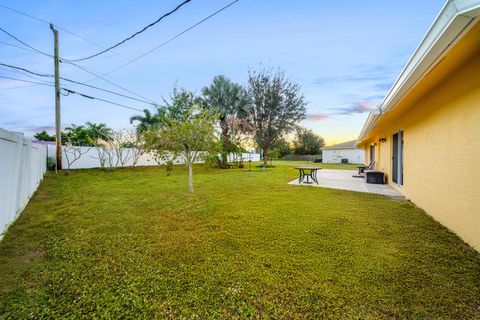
(0, 0, 445, 145)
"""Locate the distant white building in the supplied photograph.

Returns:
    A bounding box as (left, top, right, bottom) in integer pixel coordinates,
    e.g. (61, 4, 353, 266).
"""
(322, 140, 364, 164)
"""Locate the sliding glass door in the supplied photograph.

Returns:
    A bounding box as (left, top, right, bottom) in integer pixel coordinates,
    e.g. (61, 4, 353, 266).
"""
(392, 131, 404, 186)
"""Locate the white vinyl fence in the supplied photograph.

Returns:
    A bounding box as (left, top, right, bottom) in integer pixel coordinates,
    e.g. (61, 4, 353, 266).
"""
(0, 128, 47, 237)
(0, 130, 260, 238)
(46, 144, 260, 170)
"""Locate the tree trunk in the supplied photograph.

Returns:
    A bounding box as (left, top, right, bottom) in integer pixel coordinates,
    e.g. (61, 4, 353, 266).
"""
(220, 118, 229, 168)
(188, 161, 194, 193)
(263, 149, 269, 167)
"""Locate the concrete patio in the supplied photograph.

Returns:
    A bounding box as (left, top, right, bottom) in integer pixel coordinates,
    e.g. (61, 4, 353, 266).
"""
(289, 169, 404, 199)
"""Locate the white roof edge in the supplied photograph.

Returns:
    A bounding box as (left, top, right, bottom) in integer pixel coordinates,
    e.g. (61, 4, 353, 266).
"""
(356, 0, 480, 146)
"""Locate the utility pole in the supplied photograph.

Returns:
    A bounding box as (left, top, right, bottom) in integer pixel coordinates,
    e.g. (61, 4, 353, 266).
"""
(50, 24, 62, 171)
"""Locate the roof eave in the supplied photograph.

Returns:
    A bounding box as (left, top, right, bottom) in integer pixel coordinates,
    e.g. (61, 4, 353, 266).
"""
(356, 0, 480, 146)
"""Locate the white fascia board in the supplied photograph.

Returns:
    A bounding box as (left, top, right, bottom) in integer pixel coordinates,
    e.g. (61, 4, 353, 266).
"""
(356, 0, 480, 144)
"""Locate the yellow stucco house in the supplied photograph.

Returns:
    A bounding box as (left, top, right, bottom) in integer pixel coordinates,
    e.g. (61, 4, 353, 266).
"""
(356, 0, 480, 250)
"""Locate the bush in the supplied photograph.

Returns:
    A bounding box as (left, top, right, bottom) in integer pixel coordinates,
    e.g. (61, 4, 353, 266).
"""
(46, 156, 56, 170)
(204, 153, 222, 168)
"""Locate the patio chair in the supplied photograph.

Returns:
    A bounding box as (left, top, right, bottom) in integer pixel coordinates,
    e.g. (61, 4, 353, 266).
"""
(357, 161, 375, 175)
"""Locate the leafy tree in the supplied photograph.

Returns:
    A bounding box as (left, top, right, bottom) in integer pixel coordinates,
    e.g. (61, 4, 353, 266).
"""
(270, 138, 292, 157)
(292, 128, 325, 155)
(85, 122, 113, 143)
(129, 108, 165, 134)
(145, 89, 218, 193)
(62, 125, 93, 146)
(61, 123, 113, 146)
(202, 75, 251, 168)
(248, 69, 307, 166)
(34, 130, 55, 141)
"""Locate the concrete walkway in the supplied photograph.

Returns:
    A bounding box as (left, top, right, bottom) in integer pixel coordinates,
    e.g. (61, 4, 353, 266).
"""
(289, 169, 404, 199)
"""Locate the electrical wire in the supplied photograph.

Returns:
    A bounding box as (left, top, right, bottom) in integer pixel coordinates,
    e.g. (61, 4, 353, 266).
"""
(0, 75, 54, 87)
(0, 3, 131, 61)
(66, 0, 192, 62)
(97, 0, 240, 77)
(0, 40, 51, 56)
(0, 75, 143, 112)
(0, 63, 52, 78)
(61, 60, 158, 105)
(0, 62, 157, 106)
(0, 84, 39, 90)
(1, 1, 240, 99)
(0, 27, 159, 105)
(61, 88, 143, 111)
(0, 26, 52, 57)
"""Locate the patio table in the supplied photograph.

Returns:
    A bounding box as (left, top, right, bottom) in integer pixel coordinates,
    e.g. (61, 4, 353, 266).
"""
(294, 167, 322, 184)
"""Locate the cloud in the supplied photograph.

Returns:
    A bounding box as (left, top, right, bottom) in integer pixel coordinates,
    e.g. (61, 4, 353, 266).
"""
(306, 113, 329, 122)
(332, 100, 377, 115)
(24, 125, 56, 133)
(373, 81, 393, 91)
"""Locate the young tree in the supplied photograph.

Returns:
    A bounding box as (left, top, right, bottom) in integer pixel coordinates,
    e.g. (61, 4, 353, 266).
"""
(248, 69, 307, 166)
(293, 128, 325, 155)
(202, 75, 251, 168)
(63, 133, 91, 174)
(122, 129, 144, 167)
(145, 89, 218, 193)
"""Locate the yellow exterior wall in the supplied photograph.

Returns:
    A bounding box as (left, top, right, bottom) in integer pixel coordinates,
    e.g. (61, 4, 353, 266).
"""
(360, 40, 480, 249)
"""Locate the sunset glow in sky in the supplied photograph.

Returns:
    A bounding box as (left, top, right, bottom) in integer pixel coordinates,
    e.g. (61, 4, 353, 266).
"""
(0, 0, 444, 145)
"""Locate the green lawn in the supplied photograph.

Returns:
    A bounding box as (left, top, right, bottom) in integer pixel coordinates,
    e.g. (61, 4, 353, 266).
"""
(1, 165, 479, 318)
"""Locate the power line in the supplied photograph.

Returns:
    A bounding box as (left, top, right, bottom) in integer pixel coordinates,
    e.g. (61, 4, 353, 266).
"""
(0, 63, 52, 78)
(98, 0, 240, 77)
(0, 75, 54, 87)
(0, 40, 50, 56)
(0, 75, 143, 112)
(62, 60, 158, 105)
(61, 88, 143, 112)
(0, 27, 159, 105)
(67, 0, 193, 62)
(0, 26, 52, 57)
(0, 62, 157, 106)
(0, 84, 39, 90)
(0, 3, 131, 61)
(0, 65, 54, 85)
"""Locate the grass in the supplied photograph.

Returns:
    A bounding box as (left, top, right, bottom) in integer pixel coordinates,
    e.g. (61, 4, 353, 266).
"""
(0, 164, 479, 319)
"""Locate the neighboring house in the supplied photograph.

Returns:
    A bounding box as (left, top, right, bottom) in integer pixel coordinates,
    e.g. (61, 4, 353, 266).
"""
(322, 140, 364, 164)
(356, 0, 480, 250)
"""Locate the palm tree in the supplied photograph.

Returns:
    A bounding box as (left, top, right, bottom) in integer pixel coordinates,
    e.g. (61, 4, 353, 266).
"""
(202, 75, 251, 167)
(63, 124, 92, 146)
(129, 108, 165, 134)
(85, 122, 113, 144)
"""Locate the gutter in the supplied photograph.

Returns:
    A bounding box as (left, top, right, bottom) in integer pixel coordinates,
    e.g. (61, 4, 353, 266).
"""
(356, 0, 480, 146)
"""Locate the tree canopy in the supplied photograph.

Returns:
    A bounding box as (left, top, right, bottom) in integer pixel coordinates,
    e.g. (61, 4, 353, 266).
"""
(144, 88, 218, 193)
(62, 122, 113, 146)
(33, 131, 55, 141)
(292, 128, 325, 155)
(129, 107, 166, 134)
(248, 69, 307, 165)
(202, 75, 251, 167)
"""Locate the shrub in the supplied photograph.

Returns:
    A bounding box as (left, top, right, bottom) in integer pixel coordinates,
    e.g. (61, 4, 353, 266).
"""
(46, 156, 56, 170)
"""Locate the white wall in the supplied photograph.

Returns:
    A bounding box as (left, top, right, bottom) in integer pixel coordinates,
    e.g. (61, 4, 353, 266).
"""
(0, 128, 47, 238)
(46, 145, 261, 169)
(322, 148, 365, 164)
